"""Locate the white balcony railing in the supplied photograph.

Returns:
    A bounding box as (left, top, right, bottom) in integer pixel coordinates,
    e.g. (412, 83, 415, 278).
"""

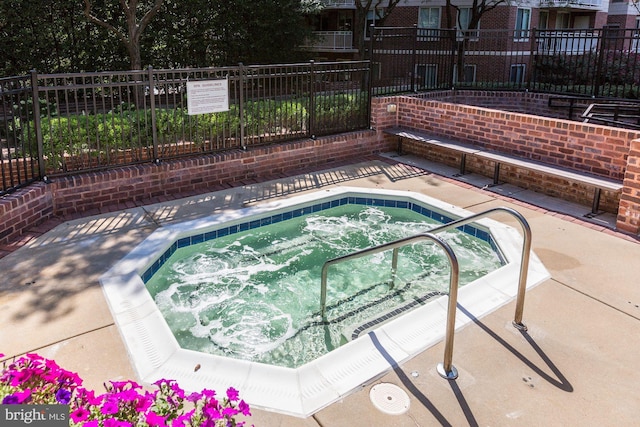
(303, 31, 355, 51)
(537, 30, 599, 53)
(540, 0, 603, 8)
(319, 0, 356, 8)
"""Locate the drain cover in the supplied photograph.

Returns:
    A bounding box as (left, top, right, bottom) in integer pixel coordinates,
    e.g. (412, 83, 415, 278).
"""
(369, 383, 410, 415)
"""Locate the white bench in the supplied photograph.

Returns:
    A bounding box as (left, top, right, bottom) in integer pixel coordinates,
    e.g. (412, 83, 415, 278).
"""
(384, 127, 482, 176)
(384, 127, 624, 216)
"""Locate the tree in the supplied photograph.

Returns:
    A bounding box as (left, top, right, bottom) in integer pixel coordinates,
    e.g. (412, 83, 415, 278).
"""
(443, 0, 509, 84)
(83, 0, 164, 70)
(353, 0, 402, 59)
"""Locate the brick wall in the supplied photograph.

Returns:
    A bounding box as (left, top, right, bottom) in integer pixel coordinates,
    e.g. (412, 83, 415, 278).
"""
(618, 138, 640, 233)
(0, 183, 52, 243)
(0, 131, 394, 246)
(371, 95, 640, 229)
(414, 90, 589, 120)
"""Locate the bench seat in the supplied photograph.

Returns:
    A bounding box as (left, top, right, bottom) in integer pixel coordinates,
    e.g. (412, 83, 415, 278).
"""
(383, 127, 623, 216)
(384, 127, 481, 175)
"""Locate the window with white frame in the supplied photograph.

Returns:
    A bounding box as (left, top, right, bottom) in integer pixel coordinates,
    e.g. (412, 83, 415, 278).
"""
(633, 16, 640, 52)
(456, 8, 479, 40)
(365, 9, 383, 39)
(452, 64, 476, 83)
(416, 64, 438, 88)
(510, 64, 526, 85)
(514, 8, 531, 40)
(418, 7, 440, 40)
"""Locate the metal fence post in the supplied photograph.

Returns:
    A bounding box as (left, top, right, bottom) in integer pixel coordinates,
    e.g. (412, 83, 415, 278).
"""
(309, 60, 316, 139)
(238, 63, 246, 149)
(147, 66, 159, 163)
(411, 25, 418, 92)
(527, 29, 536, 92)
(594, 29, 606, 98)
(29, 70, 45, 180)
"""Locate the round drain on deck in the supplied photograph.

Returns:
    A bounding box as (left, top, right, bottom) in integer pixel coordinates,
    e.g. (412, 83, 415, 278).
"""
(369, 383, 410, 415)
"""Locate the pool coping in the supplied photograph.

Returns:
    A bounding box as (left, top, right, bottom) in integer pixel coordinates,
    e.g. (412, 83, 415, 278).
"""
(99, 186, 551, 417)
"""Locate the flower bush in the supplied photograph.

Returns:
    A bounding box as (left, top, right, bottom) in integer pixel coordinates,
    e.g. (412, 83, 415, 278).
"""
(0, 352, 251, 426)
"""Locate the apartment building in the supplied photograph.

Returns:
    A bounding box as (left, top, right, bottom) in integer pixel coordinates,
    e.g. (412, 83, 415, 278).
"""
(304, 0, 639, 58)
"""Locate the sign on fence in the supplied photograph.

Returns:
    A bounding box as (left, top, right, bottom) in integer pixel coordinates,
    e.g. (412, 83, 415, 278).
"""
(186, 78, 229, 115)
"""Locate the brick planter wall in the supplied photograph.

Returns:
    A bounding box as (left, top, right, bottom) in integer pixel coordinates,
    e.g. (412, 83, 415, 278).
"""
(0, 130, 393, 246)
(618, 138, 640, 234)
(371, 95, 640, 233)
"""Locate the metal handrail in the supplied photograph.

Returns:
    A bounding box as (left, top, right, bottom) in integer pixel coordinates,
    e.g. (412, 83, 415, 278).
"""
(320, 232, 461, 379)
(422, 206, 532, 330)
(319, 206, 533, 380)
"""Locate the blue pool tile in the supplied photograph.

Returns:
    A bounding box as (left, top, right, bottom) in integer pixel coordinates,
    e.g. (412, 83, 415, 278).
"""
(177, 237, 190, 248)
(476, 229, 490, 242)
(260, 217, 272, 226)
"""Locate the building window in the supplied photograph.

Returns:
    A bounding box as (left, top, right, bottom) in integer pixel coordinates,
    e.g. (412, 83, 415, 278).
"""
(538, 11, 549, 31)
(365, 9, 383, 39)
(633, 17, 640, 52)
(510, 64, 526, 85)
(457, 8, 479, 40)
(556, 12, 570, 29)
(515, 8, 531, 40)
(418, 7, 440, 40)
(453, 64, 476, 83)
(416, 64, 438, 88)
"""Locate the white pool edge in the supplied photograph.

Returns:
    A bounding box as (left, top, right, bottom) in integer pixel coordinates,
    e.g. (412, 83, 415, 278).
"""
(100, 186, 551, 417)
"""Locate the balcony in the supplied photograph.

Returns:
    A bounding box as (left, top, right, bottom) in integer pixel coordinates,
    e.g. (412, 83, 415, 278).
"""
(537, 30, 599, 54)
(302, 31, 357, 52)
(319, 0, 356, 8)
(539, 0, 603, 9)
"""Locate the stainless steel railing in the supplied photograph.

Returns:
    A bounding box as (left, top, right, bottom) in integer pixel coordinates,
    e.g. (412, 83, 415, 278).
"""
(319, 206, 533, 380)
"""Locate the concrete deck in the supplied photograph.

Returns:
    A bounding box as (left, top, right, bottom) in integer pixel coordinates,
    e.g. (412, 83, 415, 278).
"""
(2, 154, 640, 426)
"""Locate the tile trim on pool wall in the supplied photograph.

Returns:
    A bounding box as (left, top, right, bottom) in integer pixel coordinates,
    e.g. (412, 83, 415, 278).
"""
(141, 196, 500, 284)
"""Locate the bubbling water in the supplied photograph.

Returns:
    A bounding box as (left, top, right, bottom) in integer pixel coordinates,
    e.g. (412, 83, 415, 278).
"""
(146, 205, 503, 368)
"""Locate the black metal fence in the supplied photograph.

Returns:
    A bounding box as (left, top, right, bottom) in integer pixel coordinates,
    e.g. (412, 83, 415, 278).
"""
(371, 27, 640, 99)
(0, 61, 371, 195)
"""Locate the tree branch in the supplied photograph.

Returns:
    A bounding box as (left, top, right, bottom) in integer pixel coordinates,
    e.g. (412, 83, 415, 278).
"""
(137, 0, 164, 36)
(83, 0, 128, 45)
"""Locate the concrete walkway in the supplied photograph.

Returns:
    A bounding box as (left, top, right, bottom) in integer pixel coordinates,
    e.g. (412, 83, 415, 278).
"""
(2, 155, 639, 426)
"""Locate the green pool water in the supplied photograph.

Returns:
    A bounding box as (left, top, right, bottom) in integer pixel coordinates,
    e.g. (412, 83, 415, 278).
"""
(145, 204, 503, 368)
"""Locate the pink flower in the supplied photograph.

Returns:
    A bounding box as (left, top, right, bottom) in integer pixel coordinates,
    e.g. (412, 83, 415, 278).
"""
(226, 387, 239, 401)
(104, 419, 133, 427)
(238, 400, 251, 416)
(2, 388, 31, 404)
(186, 391, 202, 402)
(145, 411, 168, 427)
(70, 407, 90, 423)
(100, 399, 120, 415)
(203, 406, 222, 420)
(200, 389, 216, 399)
(171, 410, 195, 427)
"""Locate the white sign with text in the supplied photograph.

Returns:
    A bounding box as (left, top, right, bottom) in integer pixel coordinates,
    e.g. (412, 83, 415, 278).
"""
(186, 78, 229, 115)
